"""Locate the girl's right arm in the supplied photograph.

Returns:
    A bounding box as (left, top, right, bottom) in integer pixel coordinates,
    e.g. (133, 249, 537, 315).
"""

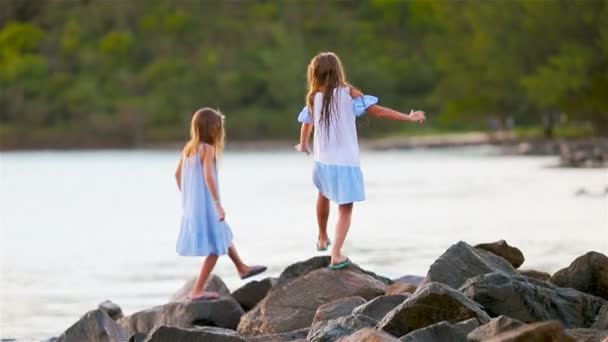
(174, 157, 183, 191)
(350, 87, 426, 123)
(296, 122, 313, 155)
(201, 144, 225, 221)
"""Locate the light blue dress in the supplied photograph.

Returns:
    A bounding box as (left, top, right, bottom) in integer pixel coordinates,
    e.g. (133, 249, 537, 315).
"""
(176, 144, 233, 256)
(298, 87, 378, 204)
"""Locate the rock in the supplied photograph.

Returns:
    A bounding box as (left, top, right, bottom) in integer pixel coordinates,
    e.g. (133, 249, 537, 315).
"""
(169, 274, 231, 302)
(57, 309, 129, 342)
(378, 282, 490, 337)
(593, 303, 608, 329)
(519, 269, 551, 281)
(98, 300, 123, 320)
(475, 240, 525, 269)
(399, 318, 480, 342)
(392, 275, 424, 287)
(237, 266, 387, 336)
(275, 256, 391, 288)
(231, 277, 276, 312)
(120, 296, 244, 337)
(467, 315, 526, 341)
(142, 325, 245, 342)
(422, 241, 518, 290)
(352, 294, 408, 321)
(307, 314, 377, 342)
(565, 328, 608, 342)
(338, 328, 399, 341)
(246, 328, 309, 342)
(485, 321, 575, 342)
(550, 251, 608, 300)
(461, 272, 606, 328)
(386, 283, 417, 295)
(311, 296, 366, 325)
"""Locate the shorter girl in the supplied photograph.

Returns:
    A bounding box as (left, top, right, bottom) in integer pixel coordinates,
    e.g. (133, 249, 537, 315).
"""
(296, 52, 425, 269)
(175, 108, 266, 300)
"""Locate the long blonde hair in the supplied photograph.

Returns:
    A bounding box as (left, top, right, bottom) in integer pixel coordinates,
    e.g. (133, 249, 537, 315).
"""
(183, 107, 225, 157)
(306, 52, 348, 133)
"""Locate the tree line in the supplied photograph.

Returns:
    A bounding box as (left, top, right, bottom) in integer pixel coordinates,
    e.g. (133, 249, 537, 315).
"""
(1, 0, 606, 148)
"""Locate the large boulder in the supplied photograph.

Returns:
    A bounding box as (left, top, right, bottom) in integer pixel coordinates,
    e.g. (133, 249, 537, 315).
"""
(518, 269, 551, 282)
(307, 314, 378, 342)
(142, 326, 245, 342)
(98, 300, 123, 320)
(246, 328, 309, 342)
(467, 315, 526, 341)
(378, 282, 490, 337)
(461, 272, 606, 328)
(399, 318, 480, 342)
(231, 277, 276, 312)
(120, 296, 244, 337)
(549, 251, 608, 300)
(593, 303, 608, 329)
(485, 321, 575, 342)
(422, 241, 518, 289)
(57, 309, 129, 342)
(392, 275, 424, 287)
(386, 283, 417, 296)
(237, 266, 387, 336)
(565, 329, 608, 342)
(352, 294, 408, 321)
(338, 328, 399, 342)
(169, 275, 231, 302)
(311, 296, 366, 325)
(475, 240, 525, 269)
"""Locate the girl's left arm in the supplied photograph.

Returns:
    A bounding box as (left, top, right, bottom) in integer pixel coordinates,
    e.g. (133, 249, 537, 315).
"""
(174, 157, 183, 191)
(349, 86, 426, 123)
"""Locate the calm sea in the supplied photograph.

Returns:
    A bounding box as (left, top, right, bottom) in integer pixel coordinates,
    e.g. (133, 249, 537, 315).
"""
(1, 147, 607, 340)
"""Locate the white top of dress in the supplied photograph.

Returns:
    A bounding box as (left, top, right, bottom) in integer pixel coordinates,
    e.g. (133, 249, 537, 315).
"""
(298, 86, 378, 167)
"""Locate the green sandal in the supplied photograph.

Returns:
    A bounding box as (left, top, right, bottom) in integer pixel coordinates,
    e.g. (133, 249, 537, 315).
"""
(328, 258, 351, 270)
(316, 239, 331, 252)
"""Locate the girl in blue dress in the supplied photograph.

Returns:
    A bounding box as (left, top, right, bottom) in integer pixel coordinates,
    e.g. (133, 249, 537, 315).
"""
(296, 52, 426, 269)
(175, 108, 266, 300)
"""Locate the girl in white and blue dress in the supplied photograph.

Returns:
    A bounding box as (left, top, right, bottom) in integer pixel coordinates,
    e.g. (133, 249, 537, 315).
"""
(296, 52, 426, 269)
(175, 108, 266, 301)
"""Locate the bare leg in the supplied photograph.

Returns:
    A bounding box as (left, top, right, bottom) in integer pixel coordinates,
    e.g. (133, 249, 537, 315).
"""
(317, 192, 330, 249)
(190, 254, 219, 297)
(331, 203, 353, 265)
(228, 244, 249, 275)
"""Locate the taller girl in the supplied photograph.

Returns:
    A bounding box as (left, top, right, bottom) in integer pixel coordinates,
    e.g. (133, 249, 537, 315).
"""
(296, 52, 426, 269)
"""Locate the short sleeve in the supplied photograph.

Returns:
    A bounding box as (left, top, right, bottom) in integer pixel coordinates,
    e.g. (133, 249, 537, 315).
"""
(353, 95, 379, 117)
(297, 106, 313, 124)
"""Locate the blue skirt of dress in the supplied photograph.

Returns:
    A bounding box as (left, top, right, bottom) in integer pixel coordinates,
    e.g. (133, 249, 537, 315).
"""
(313, 162, 365, 205)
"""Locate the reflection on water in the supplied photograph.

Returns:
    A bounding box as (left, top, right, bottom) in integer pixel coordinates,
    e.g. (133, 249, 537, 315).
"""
(1, 147, 607, 339)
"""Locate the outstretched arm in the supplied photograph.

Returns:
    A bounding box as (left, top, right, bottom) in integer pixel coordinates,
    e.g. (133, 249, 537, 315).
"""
(349, 86, 425, 123)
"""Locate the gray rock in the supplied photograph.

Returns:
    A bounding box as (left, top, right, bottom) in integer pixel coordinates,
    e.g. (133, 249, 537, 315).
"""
(57, 309, 129, 342)
(378, 282, 490, 337)
(399, 318, 480, 342)
(169, 274, 231, 302)
(307, 314, 377, 342)
(593, 303, 608, 329)
(311, 296, 366, 325)
(352, 294, 408, 321)
(550, 251, 608, 300)
(565, 328, 608, 342)
(392, 275, 424, 287)
(485, 320, 575, 342)
(338, 328, 399, 341)
(461, 272, 606, 328)
(231, 277, 277, 312)
(143, 325, 245, 342)
(98, 300, 123, 320)
(475, 240, 525, 269)
(519, 269, 551, 281)
(385, 283, 417, 295)
(467, 315, 526, 341)
(422, 241, 518, 290)
(120, 296, 244, 337)
(245, 328, 309, 342)
(237, 266, 386, 336)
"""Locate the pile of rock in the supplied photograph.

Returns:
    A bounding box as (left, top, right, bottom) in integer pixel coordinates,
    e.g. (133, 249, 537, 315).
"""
(559, 139, 608, 168)
(51, 240, 608, 341)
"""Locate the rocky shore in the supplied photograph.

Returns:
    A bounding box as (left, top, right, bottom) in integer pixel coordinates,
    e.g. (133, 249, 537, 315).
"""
(49, 240, 608, 342)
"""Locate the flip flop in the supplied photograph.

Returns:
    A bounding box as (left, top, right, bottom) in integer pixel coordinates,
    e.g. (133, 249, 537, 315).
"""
(328, 258, 351, 270)
(316, 239, 332, 252)
(240, 265, 267, 280)
(188, 292, 221, 301)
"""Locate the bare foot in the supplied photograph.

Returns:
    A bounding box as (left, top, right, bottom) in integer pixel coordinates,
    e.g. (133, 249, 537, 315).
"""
(330, 254, 349, 266)
(317, 234, 330, 250)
